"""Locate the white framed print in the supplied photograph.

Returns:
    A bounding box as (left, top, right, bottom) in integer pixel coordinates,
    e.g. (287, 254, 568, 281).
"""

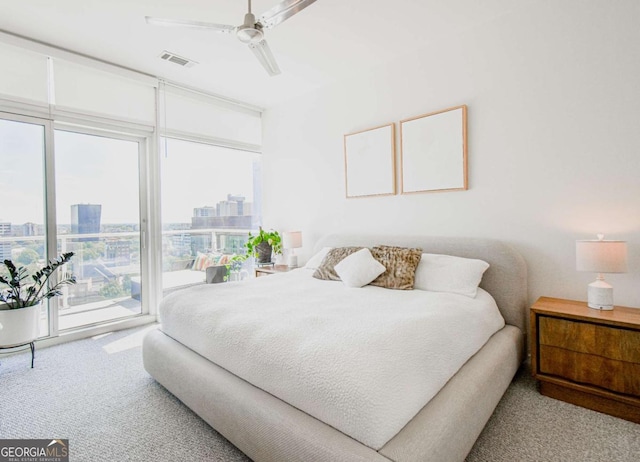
(343, 123, 396, 198)
(400, 105, 468, 194)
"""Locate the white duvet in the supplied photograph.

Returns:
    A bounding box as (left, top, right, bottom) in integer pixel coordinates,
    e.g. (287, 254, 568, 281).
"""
(159, 269, 505, 450)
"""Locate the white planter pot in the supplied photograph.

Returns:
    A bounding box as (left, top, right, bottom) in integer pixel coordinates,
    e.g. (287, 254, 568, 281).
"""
(0, 303, 40, 348)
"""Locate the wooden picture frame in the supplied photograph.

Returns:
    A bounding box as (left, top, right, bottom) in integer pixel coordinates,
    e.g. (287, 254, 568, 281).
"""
(344, 123, 396, 198)
(400, 105, 468, 194)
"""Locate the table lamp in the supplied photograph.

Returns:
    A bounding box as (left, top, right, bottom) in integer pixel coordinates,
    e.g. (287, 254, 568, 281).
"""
(283, 231, 303, 268)
(576, 234, 628, 310)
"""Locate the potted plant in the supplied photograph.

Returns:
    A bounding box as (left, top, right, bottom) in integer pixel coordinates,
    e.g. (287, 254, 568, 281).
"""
(0, 252, 76, 348)
(244, 227, 282, 264)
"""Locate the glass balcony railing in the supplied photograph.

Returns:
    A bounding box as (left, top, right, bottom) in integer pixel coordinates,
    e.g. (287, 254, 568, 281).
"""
(160, 227, 253, 293)
(0, 232, 141, 332)
(0, 227, 254, 334)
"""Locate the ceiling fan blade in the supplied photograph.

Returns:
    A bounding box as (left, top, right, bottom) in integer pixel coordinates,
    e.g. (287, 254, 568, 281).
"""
(248, 40, 281, 76)
(145, 16, 235, 34)
(258, 0, 318, 29)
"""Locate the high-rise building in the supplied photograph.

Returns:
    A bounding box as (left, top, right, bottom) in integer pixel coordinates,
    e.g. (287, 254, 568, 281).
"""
(192, 195, 253, 230)
(227, 194, 245, 215)
(190, 194, 253, 254)
(193, 206, 216, 217)
(243, 203, 252, 217)
(71, 204, 101, 241)
(216, 200, 239, 217)
(22, 222, 37, 236)
(0, 221, 11, 261)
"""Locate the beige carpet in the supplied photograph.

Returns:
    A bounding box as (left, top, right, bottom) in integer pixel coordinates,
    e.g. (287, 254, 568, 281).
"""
(1, 325, 638, 461)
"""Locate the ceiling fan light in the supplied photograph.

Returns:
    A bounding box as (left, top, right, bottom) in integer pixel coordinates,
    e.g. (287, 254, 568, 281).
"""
(236, 26, 263, 43)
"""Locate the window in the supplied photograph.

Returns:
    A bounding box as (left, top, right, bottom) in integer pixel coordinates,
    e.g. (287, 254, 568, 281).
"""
(54, 129, 145, 330)
(0, 116, 49, 336)
(0, 40, 262, 340)
(160, 137, 261, 291)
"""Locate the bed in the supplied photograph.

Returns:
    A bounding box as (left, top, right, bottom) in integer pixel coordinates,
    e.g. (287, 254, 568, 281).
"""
(143, 234, 527, 462)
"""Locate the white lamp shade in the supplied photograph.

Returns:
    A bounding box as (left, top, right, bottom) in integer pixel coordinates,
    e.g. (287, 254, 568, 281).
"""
(576, 240, 628, 273)
(283, 231, 303, 249)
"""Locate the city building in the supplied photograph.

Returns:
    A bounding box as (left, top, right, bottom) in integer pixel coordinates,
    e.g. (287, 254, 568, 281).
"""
(22, 222, 38, 236)
(71, 204, 102, 241)
(191, 194, 254, 254)
(169, 233, 192, 256)
(193, 206, 216, 217)
(0, 221, 11, 261)
(104, 239, 131, 265)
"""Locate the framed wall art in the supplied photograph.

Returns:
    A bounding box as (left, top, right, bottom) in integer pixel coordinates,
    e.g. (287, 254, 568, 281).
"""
(343, 123, 396, 198)
(400, 105, 467, 194)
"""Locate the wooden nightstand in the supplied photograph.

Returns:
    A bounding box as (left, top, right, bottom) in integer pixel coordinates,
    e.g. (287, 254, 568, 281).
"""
(531, 297, 640, 423)
(254, 265, 292, 278)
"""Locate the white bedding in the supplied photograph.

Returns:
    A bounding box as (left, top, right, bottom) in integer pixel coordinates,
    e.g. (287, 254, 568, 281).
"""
(159, 269, 505, 450)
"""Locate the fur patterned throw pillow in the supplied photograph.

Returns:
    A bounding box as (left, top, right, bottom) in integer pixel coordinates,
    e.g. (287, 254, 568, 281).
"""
(370, 245, 422, 290)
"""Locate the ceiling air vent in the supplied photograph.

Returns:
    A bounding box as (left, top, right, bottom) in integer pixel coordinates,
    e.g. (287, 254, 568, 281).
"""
(159, 51, 198, 68)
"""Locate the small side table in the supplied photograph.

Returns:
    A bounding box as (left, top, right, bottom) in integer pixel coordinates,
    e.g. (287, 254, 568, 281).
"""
(254, 265, 292, 278)
(531, 296, 640, 423)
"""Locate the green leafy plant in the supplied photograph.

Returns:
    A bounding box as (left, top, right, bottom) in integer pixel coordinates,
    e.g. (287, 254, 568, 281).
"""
(243, 227, 282, 258)
(223, 255, 247, 282)
(226, 254, 246, 270)
(0, 252, 76, 310)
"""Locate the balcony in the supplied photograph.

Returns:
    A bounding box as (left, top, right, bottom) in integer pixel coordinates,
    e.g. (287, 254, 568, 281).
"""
(1, 227, 252, 335)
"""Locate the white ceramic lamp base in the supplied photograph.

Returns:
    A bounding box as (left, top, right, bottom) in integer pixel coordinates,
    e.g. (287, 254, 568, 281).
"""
(587, 278, 614, 310)
(288, 254, 298, 268)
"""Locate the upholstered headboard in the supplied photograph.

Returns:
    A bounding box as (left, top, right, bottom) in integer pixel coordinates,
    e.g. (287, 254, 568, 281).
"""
(314, 234, 528, 334)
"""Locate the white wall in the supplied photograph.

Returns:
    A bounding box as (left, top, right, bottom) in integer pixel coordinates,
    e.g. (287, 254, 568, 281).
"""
(262, 0, 640, 308)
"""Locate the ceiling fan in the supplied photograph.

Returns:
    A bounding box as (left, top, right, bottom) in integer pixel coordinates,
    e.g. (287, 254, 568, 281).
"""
(145, 0, 318, 76)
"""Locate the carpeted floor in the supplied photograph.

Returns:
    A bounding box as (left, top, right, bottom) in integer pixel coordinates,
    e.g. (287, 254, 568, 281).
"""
(1, 325, 639, 461)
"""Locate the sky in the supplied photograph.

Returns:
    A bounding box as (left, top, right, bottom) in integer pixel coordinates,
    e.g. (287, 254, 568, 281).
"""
(0, 118, 260, 226)
(0, 119, 46, 224)
(161, 137, 259, 223)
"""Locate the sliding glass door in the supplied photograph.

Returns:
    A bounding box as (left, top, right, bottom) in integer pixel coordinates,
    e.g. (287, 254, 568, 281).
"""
(54, 129, 145, 330)
(0, 115, 51, 336)
(1, 111, 150, 338)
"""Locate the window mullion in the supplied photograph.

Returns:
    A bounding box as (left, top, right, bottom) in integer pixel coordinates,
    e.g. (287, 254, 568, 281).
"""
(43, 118, 59, 337)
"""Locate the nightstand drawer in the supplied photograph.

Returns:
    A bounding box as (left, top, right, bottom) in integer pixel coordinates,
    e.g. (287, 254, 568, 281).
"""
(539, 345, 640, 395)
(539, 316, 640, 363)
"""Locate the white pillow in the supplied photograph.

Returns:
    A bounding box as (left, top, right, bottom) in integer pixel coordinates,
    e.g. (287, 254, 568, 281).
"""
(334, 248, 386, 288)
(304, 247, 332, 269)
(414, 253, 489, 298)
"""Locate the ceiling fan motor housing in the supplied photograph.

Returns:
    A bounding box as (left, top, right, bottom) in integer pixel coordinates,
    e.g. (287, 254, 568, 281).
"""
(236, 13, 264, 43)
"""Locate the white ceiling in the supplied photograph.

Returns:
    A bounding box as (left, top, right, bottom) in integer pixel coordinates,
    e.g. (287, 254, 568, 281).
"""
(0, 0, 522, 108)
